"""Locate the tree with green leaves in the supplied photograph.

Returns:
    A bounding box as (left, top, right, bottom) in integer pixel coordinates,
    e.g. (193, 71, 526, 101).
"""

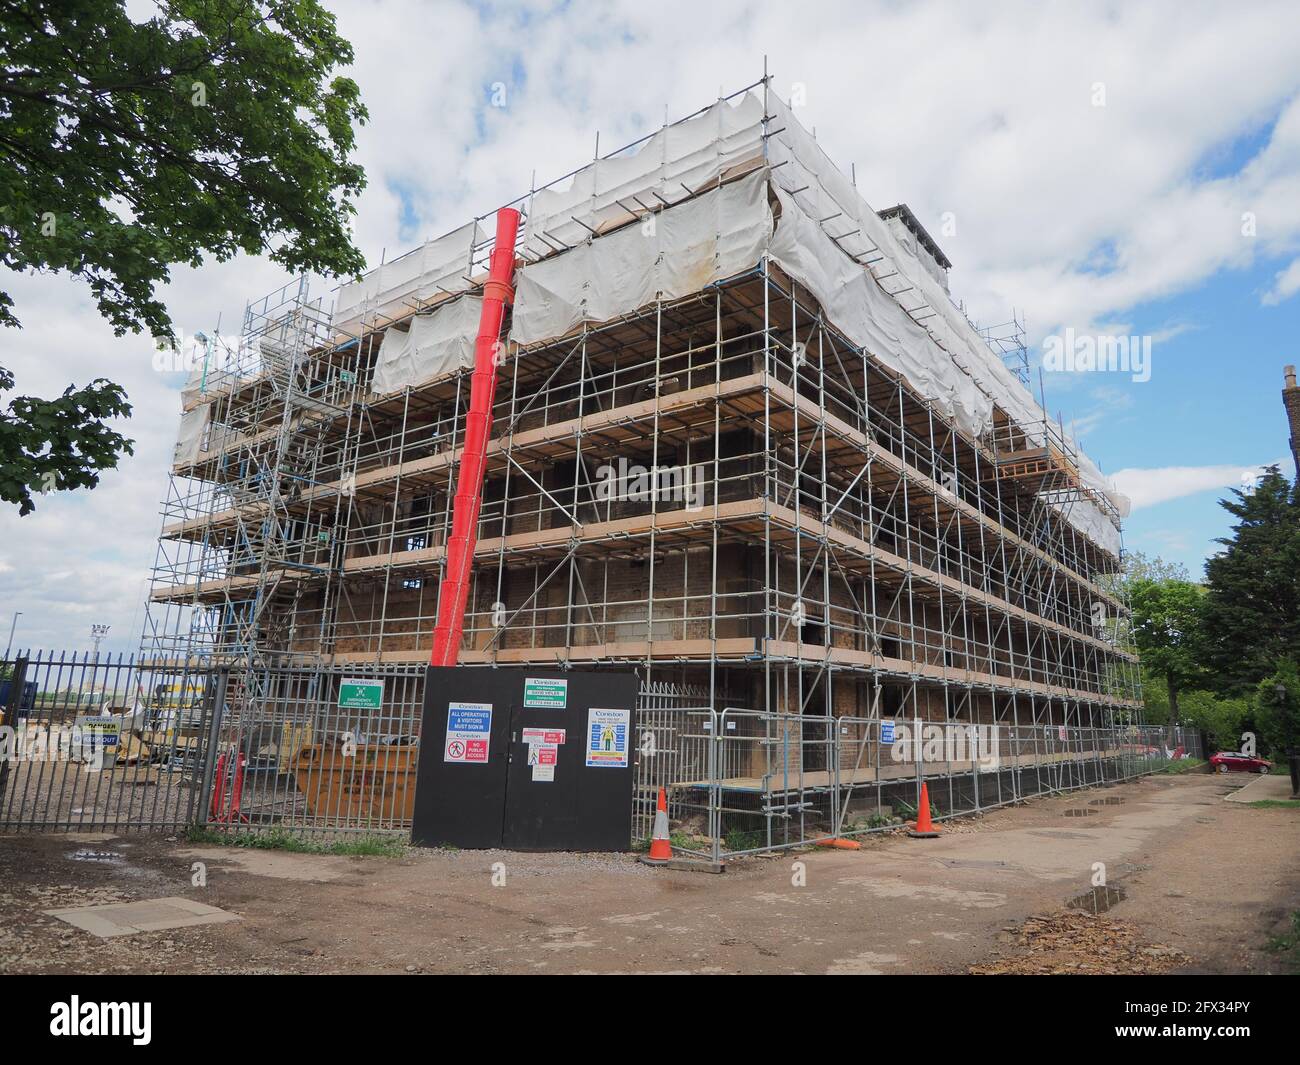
(1253, 659, 1298, 763)
(1, 0, 367, 514)
(1128, 577, 1205, 742)
(1123, 550, 1191, 585)
(1199, 468, 1300, 696)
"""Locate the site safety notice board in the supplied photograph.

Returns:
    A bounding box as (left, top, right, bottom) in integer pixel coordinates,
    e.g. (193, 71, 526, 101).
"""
(412, 666, 638, 851)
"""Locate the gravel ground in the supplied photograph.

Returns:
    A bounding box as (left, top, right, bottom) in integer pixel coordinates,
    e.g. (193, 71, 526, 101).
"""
(1, 773, 1296, 974)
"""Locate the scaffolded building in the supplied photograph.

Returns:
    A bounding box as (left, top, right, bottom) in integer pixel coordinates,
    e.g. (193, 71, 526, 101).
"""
(142, 75, 1154, 852)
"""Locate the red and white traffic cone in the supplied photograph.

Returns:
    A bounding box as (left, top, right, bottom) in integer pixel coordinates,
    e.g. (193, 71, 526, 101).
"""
(641, 786, 673, 865)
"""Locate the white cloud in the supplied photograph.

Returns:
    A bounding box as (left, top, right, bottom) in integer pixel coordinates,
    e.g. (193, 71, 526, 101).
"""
(1262, 257, 1300, 305)
(1149, 321, 1201, 344)
(3, 0, 1300, 651)
(1112, 464, 1272, 510)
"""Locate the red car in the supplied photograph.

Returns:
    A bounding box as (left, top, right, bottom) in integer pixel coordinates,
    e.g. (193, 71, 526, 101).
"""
(1209, 751, 1273, 774)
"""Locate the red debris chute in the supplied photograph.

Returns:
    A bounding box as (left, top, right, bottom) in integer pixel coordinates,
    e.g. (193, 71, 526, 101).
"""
(430, 207, 521, 666)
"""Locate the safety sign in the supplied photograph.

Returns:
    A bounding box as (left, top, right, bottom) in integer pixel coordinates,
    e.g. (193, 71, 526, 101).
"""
(444, 702, 492, 764)
(522, 727, 565, 781)
(585, 707, 630, 768)
(521, 728, 566, 746)
(880, 720, 895, 745)
(339, 678, 384, 710)
(527, 743, 558, 781)
(523, 677, 568, 709)
(74, 717, 121, 749)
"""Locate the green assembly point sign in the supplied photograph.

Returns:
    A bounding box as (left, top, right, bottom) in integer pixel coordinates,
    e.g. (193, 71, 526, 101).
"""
(338, 678, 384, 710)
(523, 677, 567, 709)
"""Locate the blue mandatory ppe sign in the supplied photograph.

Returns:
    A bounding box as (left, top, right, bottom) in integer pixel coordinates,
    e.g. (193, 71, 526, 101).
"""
(585, 707, 630, 768)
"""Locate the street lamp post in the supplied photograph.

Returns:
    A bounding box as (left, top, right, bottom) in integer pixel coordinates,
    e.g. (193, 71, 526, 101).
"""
(4, 612, 20, 660)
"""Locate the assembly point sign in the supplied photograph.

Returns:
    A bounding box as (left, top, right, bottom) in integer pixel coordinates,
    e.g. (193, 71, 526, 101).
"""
(338, 678, 384, 710)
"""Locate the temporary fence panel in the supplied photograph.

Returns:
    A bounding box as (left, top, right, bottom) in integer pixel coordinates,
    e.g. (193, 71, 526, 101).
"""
(631, 705, 1205, 863)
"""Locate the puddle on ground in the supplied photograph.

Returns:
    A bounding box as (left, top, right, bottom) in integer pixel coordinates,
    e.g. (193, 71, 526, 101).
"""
(1029, 829, 1094, 840)
(940, 859, 1009, 869)
(68, 849, 123, 863)
(1063, 808, 1098, 817)
(1067, 884, 1127, 913)
(1089, 796, 1125, 805)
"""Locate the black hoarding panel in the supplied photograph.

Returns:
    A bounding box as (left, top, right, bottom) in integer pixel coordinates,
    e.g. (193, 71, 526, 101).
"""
(411, 666, 637, 852)
(502, 669, 638, 852)
(410, 666, 512, 848)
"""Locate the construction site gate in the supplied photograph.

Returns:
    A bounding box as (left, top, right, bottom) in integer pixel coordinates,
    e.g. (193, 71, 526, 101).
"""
(0, 652, 224, 832)
(412, 666, 638, 851)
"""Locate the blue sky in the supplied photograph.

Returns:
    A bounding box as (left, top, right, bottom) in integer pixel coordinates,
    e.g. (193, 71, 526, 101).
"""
(1053, 254, 1295, 574)
(1, 0, 1298, 654)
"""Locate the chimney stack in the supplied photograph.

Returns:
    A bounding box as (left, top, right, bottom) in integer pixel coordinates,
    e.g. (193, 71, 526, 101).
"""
(1285, 365, 1300, 478)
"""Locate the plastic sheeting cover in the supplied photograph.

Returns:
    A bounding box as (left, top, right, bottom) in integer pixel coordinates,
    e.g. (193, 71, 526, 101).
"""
(512, 168, 772, 346)
(523, 95, 765, 260)
(174, 404, 210, 465)
(473, 88, 1126, 553)
(174, 404, 246, 467)
(768, 183, 990, 437)
(764, 93, 1127, 552)
(371, 295, 483, 395)
(334, 221, 484, 334)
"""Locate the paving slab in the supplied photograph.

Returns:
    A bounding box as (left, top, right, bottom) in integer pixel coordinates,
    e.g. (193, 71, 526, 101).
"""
(44, 896, 240, 938)
(1223, 773, 1296, 803)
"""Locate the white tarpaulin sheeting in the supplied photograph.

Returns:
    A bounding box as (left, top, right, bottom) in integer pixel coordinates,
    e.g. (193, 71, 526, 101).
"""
(512, 168, 771, 346)
(333, 221, 483, 335)
(358, 89, 1125, 554)
(174, 403, 246, 467)
(512, 156, 1122, 552)
(371, 295, 483, 395)
(763, 93, 1127, 552)
(765, 182, 1122, 554)
(174, 404, 210, 466)
(522, 95, 766, 260)
(768, 182, 991, 437)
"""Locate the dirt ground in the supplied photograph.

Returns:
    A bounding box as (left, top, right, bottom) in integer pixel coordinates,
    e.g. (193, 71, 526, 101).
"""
(1, 772, 1296, 975)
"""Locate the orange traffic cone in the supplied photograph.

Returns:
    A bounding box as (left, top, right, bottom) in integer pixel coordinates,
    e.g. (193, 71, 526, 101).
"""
(642, 786, 673, 864)
(907, 781, 940, 838)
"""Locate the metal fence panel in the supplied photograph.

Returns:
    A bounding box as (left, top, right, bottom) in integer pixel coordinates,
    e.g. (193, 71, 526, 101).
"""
(194, 662, 426, 837)
(0, 651, 220, 832)
(4, 651, 1206, 854)
(632, 703, 1206, 862)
